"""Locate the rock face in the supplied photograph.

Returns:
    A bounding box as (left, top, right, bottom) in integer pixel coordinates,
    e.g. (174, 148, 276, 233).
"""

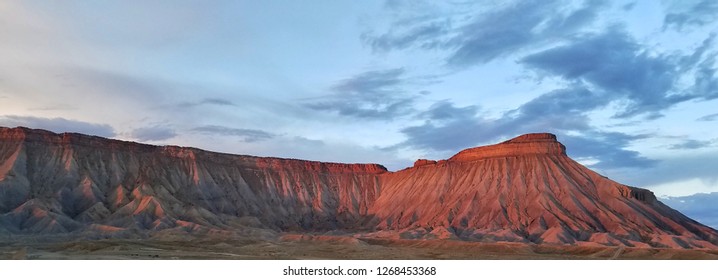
(449, 133, 566, 161)
(0, 127, 384, 235)
(1, 127, 717, 249)
(413, 159, 437, 168)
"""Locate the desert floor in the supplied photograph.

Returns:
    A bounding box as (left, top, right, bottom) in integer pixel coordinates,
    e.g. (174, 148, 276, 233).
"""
(2, 234, 718, 260)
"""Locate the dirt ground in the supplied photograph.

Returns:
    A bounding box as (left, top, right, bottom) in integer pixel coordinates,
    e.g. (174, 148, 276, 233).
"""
(2, 234, 718, 260)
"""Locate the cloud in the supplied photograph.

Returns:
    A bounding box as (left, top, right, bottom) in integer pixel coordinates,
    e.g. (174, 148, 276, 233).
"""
(697, 113, 718, 121)
(60, 67, 173, 101)
(488, 88, 603, 135)
(331, 68, 405, 95)
(521, 28, 716, 119)
(130, 126, 177, 142)
(622, 2, 636, 11)
(363, 0, 607, 67)
(0, 65, 175, 112)
(446, 0, 606, 67)
(396, 88, 656, 169)
(363, 19, 450, 52)
(178, 98, 236, 108)
(663, 0, 718, 32)
(192, 125, 275, 143)
(304, 68, 416, 120)
(365, 2, 718, 171)
(668, 139, 715, 150)
(611, 151, 718, 194)
(504, 88, 604, 127)
(0, 115, 115, 137)
(398, 105, 491, 152)
(559, 132, 656, 169)
(679, 33, 715, 68)
(661, 192, 718, 229)
(27, 104, 77, 111)
(418, 100, 478, 121)
(366, 5, 717, 125)
(499, 88, 655, 168)
(690, 45, 718, 101)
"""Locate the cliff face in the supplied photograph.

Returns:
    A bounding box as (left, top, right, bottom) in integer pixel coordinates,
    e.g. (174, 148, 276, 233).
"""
(0, 127, 384, 234)
(449, 133, 566, 161)
(0, 127, 716, 249)
(374, 154, 716, 248)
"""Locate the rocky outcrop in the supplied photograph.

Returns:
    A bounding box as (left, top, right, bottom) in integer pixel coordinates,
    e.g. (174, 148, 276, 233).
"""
(449, 133, 566, 162)
(413, 159, 437, 168)
(1, 127, 717, 249)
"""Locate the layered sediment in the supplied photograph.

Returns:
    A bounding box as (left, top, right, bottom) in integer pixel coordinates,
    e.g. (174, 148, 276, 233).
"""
(1, 126, 716, 249)
(449, 133, 566, 161)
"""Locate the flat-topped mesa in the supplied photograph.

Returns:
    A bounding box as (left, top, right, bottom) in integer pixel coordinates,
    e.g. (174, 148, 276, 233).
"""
(0, 126, 388, 174)
(0, 126, 156, 152)
(449, 133, 567, 162)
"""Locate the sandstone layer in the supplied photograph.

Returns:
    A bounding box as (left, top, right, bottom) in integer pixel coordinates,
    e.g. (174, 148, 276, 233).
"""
(0, 127, 716, 249)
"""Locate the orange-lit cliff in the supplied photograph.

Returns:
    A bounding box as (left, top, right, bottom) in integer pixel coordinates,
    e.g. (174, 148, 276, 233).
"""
(1, 127, 716, 249)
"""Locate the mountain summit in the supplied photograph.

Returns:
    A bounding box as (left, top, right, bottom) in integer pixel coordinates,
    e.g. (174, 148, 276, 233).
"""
(0, 126, 716, 249)
(450, 133, 566, 161)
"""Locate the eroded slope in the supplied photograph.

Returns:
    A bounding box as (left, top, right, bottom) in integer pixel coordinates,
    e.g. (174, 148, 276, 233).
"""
(1, 128, 716, 249)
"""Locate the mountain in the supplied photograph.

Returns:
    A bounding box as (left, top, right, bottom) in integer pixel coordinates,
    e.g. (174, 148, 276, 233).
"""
(0, 126, 716, 249)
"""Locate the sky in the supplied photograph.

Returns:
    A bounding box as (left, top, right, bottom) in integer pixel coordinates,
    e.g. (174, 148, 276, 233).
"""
(1, 1, 718, 226)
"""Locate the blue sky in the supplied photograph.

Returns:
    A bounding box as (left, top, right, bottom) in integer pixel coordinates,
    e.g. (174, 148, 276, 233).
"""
(1, 1, 718, 226)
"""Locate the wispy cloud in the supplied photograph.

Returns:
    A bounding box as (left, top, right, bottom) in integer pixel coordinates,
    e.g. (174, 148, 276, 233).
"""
(130, 125, 177, 142)
(697, 113, 718, 121)
(418, 100, 479, 121)
(521, 28, 717, 119)
(304, 68, 417, 120)
(27, 104, 77, 111)
(363, 19, 450, 53)
(192, 125, 275, 143)
(364, 0, 607, 67)
(668, 139, 715, 150)
(690, 40, 718, 101)
(622, 2, 636, 11)
(178, 98, 236, 108)
(396, 101, 488, 152)
(363, 2, 717, 124)
(559, 132, 656, 169)
(663, 0, 718, 31)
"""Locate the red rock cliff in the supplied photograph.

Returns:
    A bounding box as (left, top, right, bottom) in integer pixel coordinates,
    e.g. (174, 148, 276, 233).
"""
(450, 133, 566, 161)
(1, 127, 716, 249)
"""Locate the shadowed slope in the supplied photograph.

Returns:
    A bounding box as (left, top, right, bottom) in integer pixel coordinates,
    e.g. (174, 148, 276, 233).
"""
(0, 127, 716, 249)
(0, 127, 384, 234)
